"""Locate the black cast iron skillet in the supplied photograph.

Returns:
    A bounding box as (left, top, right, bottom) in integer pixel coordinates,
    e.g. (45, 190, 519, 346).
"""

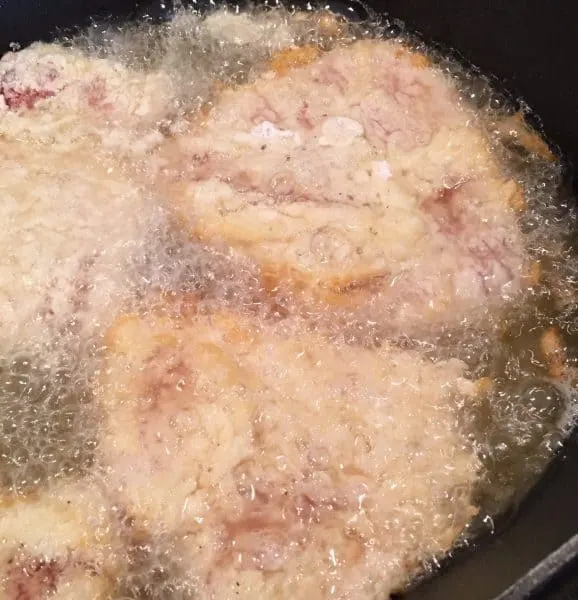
(1, 1, 578, 598)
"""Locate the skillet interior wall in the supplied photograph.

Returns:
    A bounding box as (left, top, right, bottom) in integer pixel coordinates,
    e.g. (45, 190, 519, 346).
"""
(1, 1, 578, 599)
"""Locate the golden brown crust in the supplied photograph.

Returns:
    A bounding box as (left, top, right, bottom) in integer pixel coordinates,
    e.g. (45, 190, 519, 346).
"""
(475, 377, 493, 395)
(497, 111, 555, 161)
(260, 260, 386, 305)
(269, 45, 321, 76)
(505, 183, 528, 212)
(394, 47, 431, 69)
(540, 326, 566, 378)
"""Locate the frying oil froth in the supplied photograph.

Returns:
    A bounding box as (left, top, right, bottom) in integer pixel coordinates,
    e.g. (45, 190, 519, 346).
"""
(0, 4, 576, 599)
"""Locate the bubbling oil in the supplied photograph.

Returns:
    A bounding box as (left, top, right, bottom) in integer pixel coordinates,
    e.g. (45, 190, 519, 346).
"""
(0, 356, 96, 495)
(0, 3, 577, 598)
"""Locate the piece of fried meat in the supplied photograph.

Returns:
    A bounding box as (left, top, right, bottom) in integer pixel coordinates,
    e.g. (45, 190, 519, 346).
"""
(96, 302, 479, 599)
(162, 39, 527, 333)
(0, 138, 153, 353)
(0, 41, 174, 148)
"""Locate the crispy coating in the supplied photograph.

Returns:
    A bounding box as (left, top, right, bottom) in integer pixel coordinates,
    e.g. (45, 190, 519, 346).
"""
(96, 304, 479, 598)
(162, 40, 527, 332)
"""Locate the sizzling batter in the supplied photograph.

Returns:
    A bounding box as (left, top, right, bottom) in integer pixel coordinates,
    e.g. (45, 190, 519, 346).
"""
(161, 39, 527, 333)
(97, 301, 479, 599)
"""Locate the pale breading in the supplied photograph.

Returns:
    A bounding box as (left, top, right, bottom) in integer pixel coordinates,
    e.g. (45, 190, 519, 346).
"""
(0, 138, 153, 352)
(162, 40, 526, 331)
(96, 303, 479, 598)
(0, 481, 117, 600)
